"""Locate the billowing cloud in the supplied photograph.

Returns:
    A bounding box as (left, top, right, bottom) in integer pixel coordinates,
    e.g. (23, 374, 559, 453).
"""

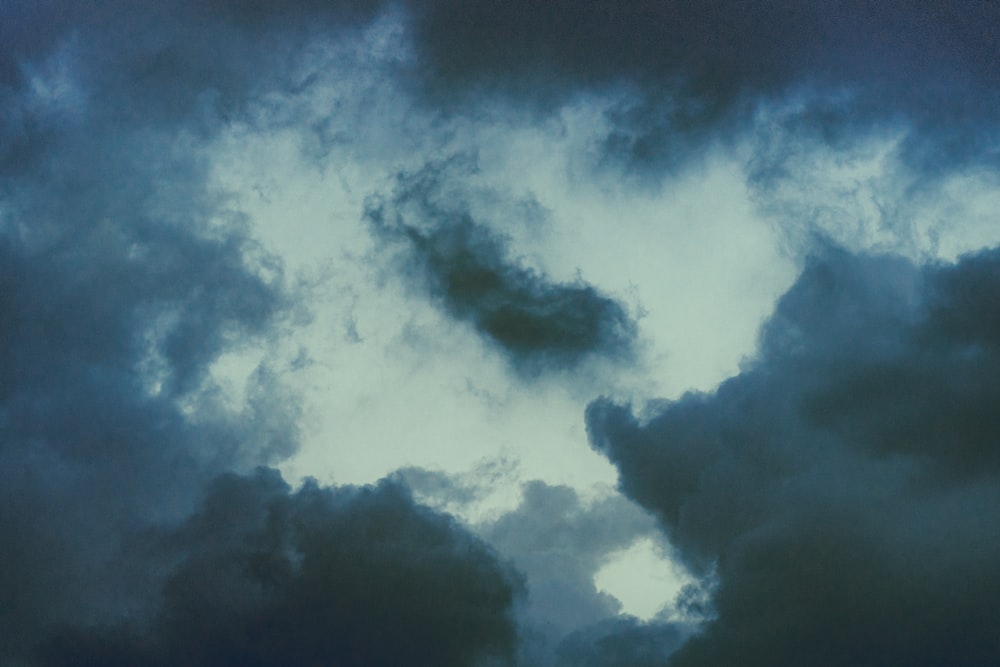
(404, 1, 1000, 177)
(365, 158, 638, 375)
(480, 481, 659, 634)
(37, 468, 523, 667)
(7, 1, 999, 183)
(404, 468, 698, 666)
(588, 244, 1000, 666)
(8, 1, 1000, 665)
(0, 4, 523, 664)
(0, 119, 297, 663)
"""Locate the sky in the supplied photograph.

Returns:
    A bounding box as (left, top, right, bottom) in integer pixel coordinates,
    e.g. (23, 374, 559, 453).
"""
(2, 1, 1000, 665)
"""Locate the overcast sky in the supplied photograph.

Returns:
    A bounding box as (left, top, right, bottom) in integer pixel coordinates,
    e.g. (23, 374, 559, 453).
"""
(3, 2, 1000, 665)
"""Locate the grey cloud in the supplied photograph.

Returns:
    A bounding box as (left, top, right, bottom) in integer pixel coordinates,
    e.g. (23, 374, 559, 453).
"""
(470, 480, 699, 667)
(587, 245, 1000, 666)
(402, 1, 1000, 177)
(0, 124, 297, 661)
(554, 616, 687, 667)
(0, 0, 388, 178)
(481, 481, 659, 635)
(7, 1, 999, 182)
(392, 457, 520, 515)
(20, 2, 1000, 665)
(37, 468, 524, 667)
(398, 464, 697, 665)
(365, 158, 638, 375)
(0, 2, 528, 664)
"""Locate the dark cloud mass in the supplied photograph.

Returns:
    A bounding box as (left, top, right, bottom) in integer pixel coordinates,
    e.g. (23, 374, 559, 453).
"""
(365, 159, 638, 374)
(0, 119, 296, 663)
(404, 1, 1000, 175)
(0, 2, 523, 665)
(37, 469, 523, 667)
(588, 245, 1000, 666)
(7, 0, 1000, 665)
(402, 470, 694, 666)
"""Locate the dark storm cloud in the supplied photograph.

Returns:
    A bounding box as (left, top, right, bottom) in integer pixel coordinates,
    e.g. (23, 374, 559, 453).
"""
(365, 159, 638, 374)
(1, 3, 527, 665)
(403, 1, 1000, 176)
(0, 0, 388, 177)
(0, 128, 296, 661)
(37, 468, 523, 667)
(0, 0, 385, 93)
(587, 244, 1000, 666)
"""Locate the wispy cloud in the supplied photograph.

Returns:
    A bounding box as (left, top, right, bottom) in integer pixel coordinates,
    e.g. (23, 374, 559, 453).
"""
(365, 157, 638, 375)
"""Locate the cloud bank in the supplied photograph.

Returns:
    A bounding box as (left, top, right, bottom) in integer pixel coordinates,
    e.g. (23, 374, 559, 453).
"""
(37, 469, 523, 667)
(406, 0, 1000, 177)
(588, 244, 1000, 666)
(5, 1, 1000, 665)
(0, 80, 298, 663)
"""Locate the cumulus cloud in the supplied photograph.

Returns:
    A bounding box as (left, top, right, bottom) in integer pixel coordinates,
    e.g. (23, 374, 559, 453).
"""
(364, 158, 638, 375)
(480, 481, 659, 634)
(9, 1, 1000, 665)
(398, 463, 699, 664)
(0, 3, 524, 665)
(0, 109, 297, 663)
(587, 244, 1000, 666)
(36, 468, 523, 667)
(409, 470, 698, 666)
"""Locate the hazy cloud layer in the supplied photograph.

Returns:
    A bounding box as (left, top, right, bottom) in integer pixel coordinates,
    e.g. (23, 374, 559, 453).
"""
(588, 245, 1000, 666)
(6, 2, 999, 179)
(365, 159, 638, 374)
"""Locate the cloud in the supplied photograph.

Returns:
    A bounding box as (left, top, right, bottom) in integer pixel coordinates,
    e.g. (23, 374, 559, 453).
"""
(554, 616, 687, 667)
(423, 470, 701, 666)
(0, 0, 392, 180)
(480, 481, 660, 636)
(8, 2, 999, 183)
(402, 1, 1000, 177)
(0, 116, 300, 661)
(398, 465, 696, 663)
(0, 3, 523, 663)
(36, 468, 524, 667)
(364, 158, 638, 375)
(587, 244, 1000, 665)
(9, 2, 1000, 666)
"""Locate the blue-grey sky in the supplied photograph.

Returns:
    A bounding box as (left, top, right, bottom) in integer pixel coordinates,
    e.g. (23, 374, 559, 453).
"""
(3, 2, 1000, 665)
